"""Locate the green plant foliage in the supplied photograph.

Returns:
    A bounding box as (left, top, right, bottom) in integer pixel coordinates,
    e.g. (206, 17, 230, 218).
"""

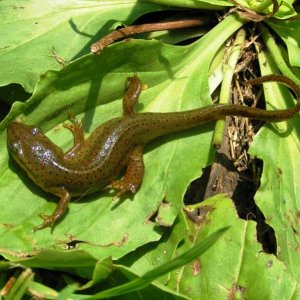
(27, 281, 58, 299)
(1, 0, 300, 298)
(85, 227, 228, 299)
(249, 50, 300, 294)
(0, 13, 245, 262)
(267, 19, 300, 67)
(147, 0, 230, 9)
(0, 0, 162, 92)
(121, 195, 297, 299)
(258, 0, 295, 19)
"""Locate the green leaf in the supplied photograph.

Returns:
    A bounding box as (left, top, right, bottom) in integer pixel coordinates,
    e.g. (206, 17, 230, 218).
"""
(0, 0, 162, 92)
(4, 269, 34, 300)
(267, 19, 300, 67)
(119, 210, 187, 284)
(120, 195, 298, 299)
(85, 266, 189, 300)
(255, 0, 296, 19)
(9, 249, 100, 280)
(0, 12, 246, 263)
(171, 196, 298, 299)
(78, 257, 113, 290)
(230, 0, 296, 19)
(272, 0, 297, 19)
(147, 0, 231, 9)
(155, 201, 179, 227)
(57, 284, 78, 300)
(140, 26, 208, 46)
(88, 227, 227, 299)
(249, 49, 300, 285)
(27, 281, 59, 300)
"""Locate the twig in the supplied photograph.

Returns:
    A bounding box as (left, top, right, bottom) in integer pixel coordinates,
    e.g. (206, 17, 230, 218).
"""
(91, 17, 212, 54)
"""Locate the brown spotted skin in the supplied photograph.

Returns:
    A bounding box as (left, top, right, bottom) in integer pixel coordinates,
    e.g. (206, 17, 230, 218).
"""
(7, 75, 300, 230)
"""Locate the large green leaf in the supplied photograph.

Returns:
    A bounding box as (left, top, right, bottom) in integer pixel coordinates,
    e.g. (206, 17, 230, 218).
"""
(249, 50, 300, 289)
(87, 228, 227, 299)
(0, 13, 246, 261)
(121, 195, 297, 299)
(267, 19, 300, 67)
(0, 0, 162, 92)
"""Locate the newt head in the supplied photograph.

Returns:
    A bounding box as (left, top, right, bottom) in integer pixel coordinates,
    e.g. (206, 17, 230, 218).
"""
(7, 121, 62, 172)
(7, 122, 43, 169)
(7, 122, 42, 161)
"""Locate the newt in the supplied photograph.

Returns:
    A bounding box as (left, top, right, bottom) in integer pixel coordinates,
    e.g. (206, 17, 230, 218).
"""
(7, 74, 300, 230)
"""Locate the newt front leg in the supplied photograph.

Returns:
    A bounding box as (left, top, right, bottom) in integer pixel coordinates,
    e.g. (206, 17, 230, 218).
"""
(123, 75, 143, 116)
(34, 188, 71, 231)
(63, 114, 85, 159)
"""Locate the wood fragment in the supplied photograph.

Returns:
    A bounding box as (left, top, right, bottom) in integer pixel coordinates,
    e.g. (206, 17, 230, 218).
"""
(91, 17, 212, 54)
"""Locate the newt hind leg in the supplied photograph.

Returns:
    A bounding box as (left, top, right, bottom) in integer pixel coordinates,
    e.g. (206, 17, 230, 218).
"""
(110, 145, 145, 196)
(63, 113, 85, 159)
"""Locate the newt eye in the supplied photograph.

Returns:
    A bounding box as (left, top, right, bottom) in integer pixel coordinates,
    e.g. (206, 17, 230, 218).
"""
(31, 127, 42, 135)
(8, 141, 22, 155)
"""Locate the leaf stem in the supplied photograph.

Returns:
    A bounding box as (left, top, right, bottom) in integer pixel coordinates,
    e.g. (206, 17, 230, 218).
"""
(257, 23, 300, 86)
(253, 0, 273, 13)
(213, 28, 246, 148)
